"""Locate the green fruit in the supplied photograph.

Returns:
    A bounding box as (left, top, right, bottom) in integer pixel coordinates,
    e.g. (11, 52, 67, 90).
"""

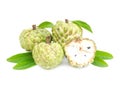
(19, 25, 51, 51)
(52, 19, 82, 48)
(32, 36, 64, 69)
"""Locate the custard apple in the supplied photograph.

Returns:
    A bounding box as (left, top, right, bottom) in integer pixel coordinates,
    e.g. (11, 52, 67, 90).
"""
(32, 36, 64, 69)
(19, 25, 51, 51)
(64, 38, 96, 67)
(52, 19, 82, 48)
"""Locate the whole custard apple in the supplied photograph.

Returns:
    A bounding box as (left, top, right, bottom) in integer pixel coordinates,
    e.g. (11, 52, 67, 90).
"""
(52, 19, 82, 48)
(19, 25, 51, 51)
(32, 36, 64, 69)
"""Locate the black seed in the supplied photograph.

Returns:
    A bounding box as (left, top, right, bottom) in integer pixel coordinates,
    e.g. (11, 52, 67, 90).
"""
(87, 46, 91, 49)
(75, 54, 77, 57)
(84, 55, 86, 57)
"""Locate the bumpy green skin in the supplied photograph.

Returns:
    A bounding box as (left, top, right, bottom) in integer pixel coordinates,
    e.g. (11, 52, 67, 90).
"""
(32, 42, 64, 69)
(52, 21, 82, 48)
(19, 28, 51, 51)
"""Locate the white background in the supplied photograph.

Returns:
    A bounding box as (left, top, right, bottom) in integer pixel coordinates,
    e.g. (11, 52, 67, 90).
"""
(0, 0, 120, 90)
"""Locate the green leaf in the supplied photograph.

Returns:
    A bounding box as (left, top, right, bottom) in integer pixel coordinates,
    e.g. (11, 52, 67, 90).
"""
(72, 20, 93, 33)
(92, 57, 108, 67)
(13, 59, 36, 70)
(38, 21, 54, 29)
(96, 50, 113, 60)
(7, 52, 33, 63)
(7, 52, 36, 70)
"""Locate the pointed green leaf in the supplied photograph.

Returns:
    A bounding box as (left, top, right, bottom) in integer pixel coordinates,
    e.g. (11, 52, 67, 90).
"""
(13, 59, 36, 70)
(72, 20, 93, 33)
(7, 52, 33, 63)
(38, 21, 54, 29)
(96, 50, 113, 60)
(92, 57, 108, 67)
(7, 52, 36, 70)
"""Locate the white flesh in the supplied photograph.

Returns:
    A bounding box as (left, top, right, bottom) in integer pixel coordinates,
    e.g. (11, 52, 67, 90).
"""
(65, 38, 96, 67)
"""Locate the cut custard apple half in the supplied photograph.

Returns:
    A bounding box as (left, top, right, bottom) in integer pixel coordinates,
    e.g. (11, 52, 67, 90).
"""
(52, 19, 82, 48)
(64, 38, 96, 67)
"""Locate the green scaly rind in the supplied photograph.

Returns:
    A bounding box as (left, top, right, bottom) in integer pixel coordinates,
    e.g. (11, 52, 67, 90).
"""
(52, 21, 82, 48)
(32, 42, 64, 69)
(19, 28, 51, 51)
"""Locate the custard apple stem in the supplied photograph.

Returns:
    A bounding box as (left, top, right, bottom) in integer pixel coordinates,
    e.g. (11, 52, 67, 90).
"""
(32, 24, 36, 30)
(65, 19, 69, 23)
(46, 36, 51, 44)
